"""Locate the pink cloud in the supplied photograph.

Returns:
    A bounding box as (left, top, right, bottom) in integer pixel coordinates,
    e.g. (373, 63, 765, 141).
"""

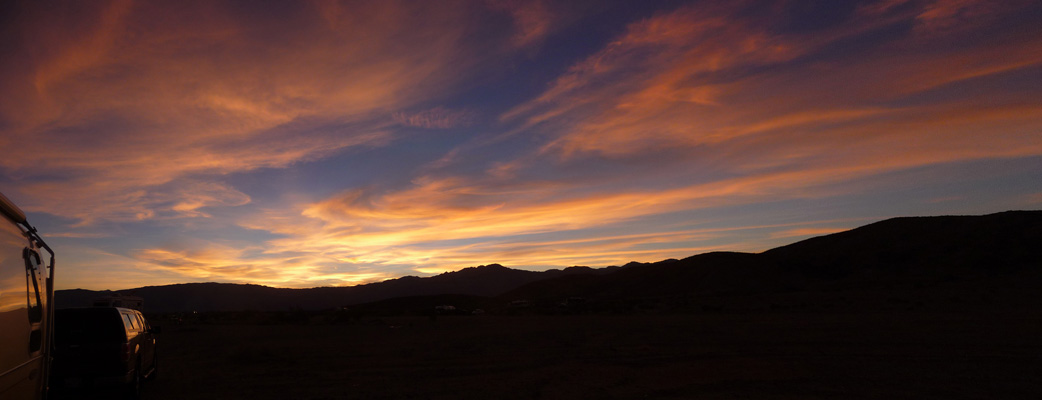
(7, 1, 1040, 289)
(485, 0, 557, 48)
(393, 107, 477, 129)
(915, 0, 1017, 33)
(0, 1, 514, 224)
(496, 0, 1042, 167)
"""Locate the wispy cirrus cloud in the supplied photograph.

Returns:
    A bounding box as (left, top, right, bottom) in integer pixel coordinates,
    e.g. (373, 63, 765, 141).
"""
(232, 162, 917, 276)
(503, 0, 1042, 160)
(393, 107, 477, 129)
(237, 0, 1042, 280)
(132, 244, 390, 287)
(0, 0, 513, 224)
(914, 0, 1024, 33)
(6, 1, 1040, 289)
(486, 0, 558, 48)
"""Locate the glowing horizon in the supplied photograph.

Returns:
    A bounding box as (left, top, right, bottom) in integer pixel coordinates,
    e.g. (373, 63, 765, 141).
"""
(2, 0, 1040, 290)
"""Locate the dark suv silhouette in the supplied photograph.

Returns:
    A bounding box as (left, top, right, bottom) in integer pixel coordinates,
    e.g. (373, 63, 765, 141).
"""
(51, 307, 160, 398)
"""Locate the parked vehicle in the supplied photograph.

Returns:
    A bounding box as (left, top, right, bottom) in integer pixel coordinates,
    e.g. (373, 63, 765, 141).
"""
(51, 307, 160, 398)
(0, 191, 55, 400)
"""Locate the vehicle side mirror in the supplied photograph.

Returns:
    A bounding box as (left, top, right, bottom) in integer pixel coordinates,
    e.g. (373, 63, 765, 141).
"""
(149, 326, 162, 335)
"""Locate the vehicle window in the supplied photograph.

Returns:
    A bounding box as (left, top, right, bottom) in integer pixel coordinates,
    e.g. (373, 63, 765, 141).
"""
(122, 313, 138, 331)
(136, 314, 149, 330)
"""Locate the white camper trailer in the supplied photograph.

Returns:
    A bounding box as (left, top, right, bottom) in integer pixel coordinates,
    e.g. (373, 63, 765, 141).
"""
(0, 191, 55, 400)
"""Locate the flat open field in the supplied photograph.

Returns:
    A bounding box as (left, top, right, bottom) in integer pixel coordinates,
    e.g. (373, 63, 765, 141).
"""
(124, 312, 1041, 399)
(46, 212, 1042, 399)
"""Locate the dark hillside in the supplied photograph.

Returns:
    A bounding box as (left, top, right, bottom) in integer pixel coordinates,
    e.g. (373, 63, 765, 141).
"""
(56, 263, 607, 312)
(502, 253, 777, 299)
(501, 211, 1042, 311)
(762, 211, 1042, 279)
(56, 211, 1042, 313)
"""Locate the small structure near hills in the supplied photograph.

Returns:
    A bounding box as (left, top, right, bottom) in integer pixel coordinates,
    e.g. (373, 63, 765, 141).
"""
(93, 293, 144, 310)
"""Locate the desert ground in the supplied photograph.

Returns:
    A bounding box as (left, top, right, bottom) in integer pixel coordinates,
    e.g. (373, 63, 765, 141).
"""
(86, 311, 1042, 399)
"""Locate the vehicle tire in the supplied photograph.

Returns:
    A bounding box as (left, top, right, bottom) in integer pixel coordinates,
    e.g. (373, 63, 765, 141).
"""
(147, 355, 159, 381)
(125, 361, 142, 400)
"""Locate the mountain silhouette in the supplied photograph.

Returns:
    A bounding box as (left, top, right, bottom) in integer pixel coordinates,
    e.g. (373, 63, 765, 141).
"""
(55, 211, 1042, 313)
(501, 211, 1042, 312)
(55, 264, 615, 312)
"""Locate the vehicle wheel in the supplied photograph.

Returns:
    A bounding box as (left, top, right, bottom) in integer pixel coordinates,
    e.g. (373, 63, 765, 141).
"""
(125, 362, 142, 400)
(147, 355, 159, 381)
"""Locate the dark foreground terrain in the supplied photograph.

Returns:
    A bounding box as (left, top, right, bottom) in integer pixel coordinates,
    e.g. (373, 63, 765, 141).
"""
(53, 212, 1042, 398)
(125, 311, 1041, 400)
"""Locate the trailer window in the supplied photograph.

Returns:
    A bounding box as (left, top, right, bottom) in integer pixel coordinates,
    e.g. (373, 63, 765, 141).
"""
(23, 248, 43, 323)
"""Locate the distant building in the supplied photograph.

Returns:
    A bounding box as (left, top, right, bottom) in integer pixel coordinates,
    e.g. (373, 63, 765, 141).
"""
(560, 297, 586, 307)
(93, 294, 144, 310)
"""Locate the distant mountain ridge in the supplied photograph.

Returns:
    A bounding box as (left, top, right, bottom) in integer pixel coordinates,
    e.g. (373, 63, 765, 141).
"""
(56, 211, 1042, 313)
(56, 264, 618, 312)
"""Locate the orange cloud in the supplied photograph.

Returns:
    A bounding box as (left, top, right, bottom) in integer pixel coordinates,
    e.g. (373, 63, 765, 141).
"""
(240, 182, 881, 276)
(169, 181, 252, 218)
(132, 244, 390, 288)
(857, 0, 915, 16)
(0, 1, 505, 224)
(501, 0, 1042, 163)
(502, 4, 798, 125)
(476, 3, 1042, 205)
(243, 1, 1040, 280)
(9, 1, 1040, 289)
(914, 0, 1021, 34)
(216, 1, 1042, 288)
(393, 107, 477, 129)
(486, 0, 557, 48)
(1023, 193, 1042, 207)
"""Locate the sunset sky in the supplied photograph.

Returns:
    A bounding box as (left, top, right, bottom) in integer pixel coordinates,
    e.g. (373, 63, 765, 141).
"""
(2, 0, 1040, 290)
